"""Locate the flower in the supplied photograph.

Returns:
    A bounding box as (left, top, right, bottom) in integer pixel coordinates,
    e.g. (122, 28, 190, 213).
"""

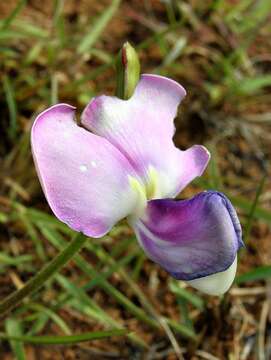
(31, 74, 243, 295)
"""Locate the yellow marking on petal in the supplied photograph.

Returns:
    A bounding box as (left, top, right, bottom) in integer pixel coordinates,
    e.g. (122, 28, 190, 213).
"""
(128, 176, 147, 217)
(146, 166, 161, 199)
(129, 176, 146, 199)
(128, 167, 162, 219)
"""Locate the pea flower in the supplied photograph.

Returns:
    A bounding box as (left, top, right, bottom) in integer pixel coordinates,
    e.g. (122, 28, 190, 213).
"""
(31, 74, 243, 295)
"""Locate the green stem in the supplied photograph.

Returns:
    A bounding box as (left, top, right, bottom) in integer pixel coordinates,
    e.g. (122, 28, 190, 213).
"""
(0, 233, 87, 316)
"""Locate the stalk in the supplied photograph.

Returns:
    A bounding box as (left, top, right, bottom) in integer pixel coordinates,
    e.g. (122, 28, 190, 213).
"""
(0, 233, 87, 316)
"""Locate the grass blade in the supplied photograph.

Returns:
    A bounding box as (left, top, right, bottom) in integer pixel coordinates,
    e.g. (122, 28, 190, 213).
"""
(235, 266, 271, 284)
(5, 318, 26, 360)
(233, 75, 271, 95)
(77, 0, 121, 54)
(169, 281, 205, 311)
(27, 303, 71, 335)
(38, 226, 157, 329)
(243, 175, 266, 242)
(3, 75, 17, 140)
(0, 253, 32, 268)
(0, 0, 27, 30)
(0, 329, 128, 345)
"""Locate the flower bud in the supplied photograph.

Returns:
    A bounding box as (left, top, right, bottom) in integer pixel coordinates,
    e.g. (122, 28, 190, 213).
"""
(116, 42, 140, 100)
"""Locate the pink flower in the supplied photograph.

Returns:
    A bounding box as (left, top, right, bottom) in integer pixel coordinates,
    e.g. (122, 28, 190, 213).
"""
(31, 74, 243, 295)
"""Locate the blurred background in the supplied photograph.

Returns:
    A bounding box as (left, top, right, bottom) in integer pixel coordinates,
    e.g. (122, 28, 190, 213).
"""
(0, 0, 271, 359)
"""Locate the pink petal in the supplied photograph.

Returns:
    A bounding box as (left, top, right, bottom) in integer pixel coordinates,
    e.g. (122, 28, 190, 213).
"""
(81, 74, 209, 198)
(31, 104, 140, 237)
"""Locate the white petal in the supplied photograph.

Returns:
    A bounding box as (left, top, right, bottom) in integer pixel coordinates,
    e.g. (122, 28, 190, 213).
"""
(187, 256, 237, 296)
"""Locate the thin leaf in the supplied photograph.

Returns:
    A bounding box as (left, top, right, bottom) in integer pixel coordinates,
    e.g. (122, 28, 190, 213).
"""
(86, 241, 196, 339)
(230, 195, 271, 226)
(39, 227, 157, 329)
(5, 318, 26, 360)
(27, 303, 71, 335)
(235, 266, 271, 284)
(50, 74, 58, 105)
(3, 75, 17, 140)
(0, 0, 27, 30)
(169, 281, 204, 310)
(13, 20, 49, 38)
(206, 144, 223, 190)
(18, 211, 46, 261)
(233, 75, 271, 95)
(177, 297, 195, 332)
(26, 313, 49, 336)
(165, 318, 196, 339)
(162, 37, 187, 66)
(244, 175, 266, 242)
(0, 329, 128, 345)
(0, 29, 28, 41)
(0, 253, 32, 267)
(77, 0, 121, 54)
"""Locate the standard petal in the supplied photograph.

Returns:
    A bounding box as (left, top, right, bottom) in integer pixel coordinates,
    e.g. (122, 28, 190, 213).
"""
(130, 191, 243, 287)
(31, 104, 140, 237)
(81, 74, 209, 198)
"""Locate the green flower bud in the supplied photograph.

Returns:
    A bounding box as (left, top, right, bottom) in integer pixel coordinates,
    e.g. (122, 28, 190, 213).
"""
(115, 42, 140, 100)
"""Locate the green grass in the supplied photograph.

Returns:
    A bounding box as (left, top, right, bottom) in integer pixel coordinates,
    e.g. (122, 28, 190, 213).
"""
(0, 328, 129, 345)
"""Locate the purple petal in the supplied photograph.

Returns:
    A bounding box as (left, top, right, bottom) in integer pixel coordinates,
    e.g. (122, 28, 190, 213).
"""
(31, 104, 140, 237)
(131, 191, 243, 281)
(81, 74, 210, 198)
